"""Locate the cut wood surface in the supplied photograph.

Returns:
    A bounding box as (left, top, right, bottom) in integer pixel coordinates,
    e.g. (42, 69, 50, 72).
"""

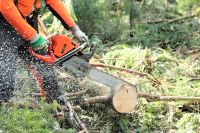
(84, 83, 138, 113)
(112, 84, 138, 113)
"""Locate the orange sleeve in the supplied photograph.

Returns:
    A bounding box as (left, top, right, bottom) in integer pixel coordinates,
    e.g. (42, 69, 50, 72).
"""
(45, 0, 75, 29)
(0, 0, 36, 41)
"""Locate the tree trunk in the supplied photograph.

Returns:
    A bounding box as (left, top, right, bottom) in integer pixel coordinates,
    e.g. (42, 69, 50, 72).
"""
(129, 0, 140, 36)
(164, 0, 168, 9)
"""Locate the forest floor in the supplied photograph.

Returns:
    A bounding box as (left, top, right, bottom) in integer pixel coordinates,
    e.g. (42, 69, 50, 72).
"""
(1, 45, 200, 132)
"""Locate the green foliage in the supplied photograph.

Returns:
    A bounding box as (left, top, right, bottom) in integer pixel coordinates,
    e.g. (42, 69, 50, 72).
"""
(96, 45, 200, 131)
(176, 113, 200, 132)
(176, 0, 200, 14)
(41, 0, 75, 34)
(5, 0, 200, 132)
(73, 0, 101, 35)
(0, 99, 76, 132)
(104, 45, 200, 94)
(131, 19, 200, 48)
(0, 100, 56, 132)
(73, 0, 128, 42)
(128, 0, 200, 48)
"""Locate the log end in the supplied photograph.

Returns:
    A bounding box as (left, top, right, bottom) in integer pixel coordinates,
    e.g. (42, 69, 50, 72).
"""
(112, 84, 138, 113)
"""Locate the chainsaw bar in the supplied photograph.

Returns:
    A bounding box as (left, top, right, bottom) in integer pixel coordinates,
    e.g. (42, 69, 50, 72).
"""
(61, 56, 137, 91)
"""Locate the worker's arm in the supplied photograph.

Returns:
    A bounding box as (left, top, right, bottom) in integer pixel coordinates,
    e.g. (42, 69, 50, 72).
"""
(45, 0, 88, 42)
(0, 0, 37, 41)
(1, 0, 49, 55)
(45, 0, 75, 29)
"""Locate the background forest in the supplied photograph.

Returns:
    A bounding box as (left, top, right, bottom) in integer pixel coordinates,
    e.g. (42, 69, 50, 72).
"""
(1, 0, 200, 132)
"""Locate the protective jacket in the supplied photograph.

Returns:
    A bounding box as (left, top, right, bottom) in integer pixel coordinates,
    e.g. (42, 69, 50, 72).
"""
(0, 0, 75, 41)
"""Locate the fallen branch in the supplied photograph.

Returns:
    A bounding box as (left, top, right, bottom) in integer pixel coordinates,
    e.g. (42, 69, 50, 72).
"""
(189, 77, 200, 81)
(38, 17, 49, 35)
(167, 14, 197, 24)
(73, 112, 88, 133)
(104, 38, 121, 48)
(138, 93, 200, 102)
(186, 49, 200, 56)
(147, 14, 197, 24)
(92, 58, 135, 62)
(90, 63, 161, 85)
(84, 93, 200, 105)
(84, 95, 112, 104)
(65, 89, 88, 97)
(62, 101, 88, 132)
(90, 63, 147, 77)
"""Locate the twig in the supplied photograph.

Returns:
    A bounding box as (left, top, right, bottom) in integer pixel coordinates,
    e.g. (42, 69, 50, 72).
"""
(38, 17, 49, 35)
(66, 101, 74, 121)
(167, 14, 197, 24)
(16, 102, 41, 109)
(147, 14, 197, 24)
(74, 112, 89, 133)
(189, 77, 200, 81)
(138, 92, 200, 102)
(92, 58, 135, 62)
(63, 101, 88, 132)
(65, 89, 88, 97)
(84, 93, 200, 105)
(46, 32, 57, 40)
(70, 106, 83, 112)
(90, 63, 161, 85)
(84, 95, 112, 104)
(186, 49, 200, 55)
(23, 92, 41, 97)
(104, 38, 121, 47)
(90, 63, 147, 77)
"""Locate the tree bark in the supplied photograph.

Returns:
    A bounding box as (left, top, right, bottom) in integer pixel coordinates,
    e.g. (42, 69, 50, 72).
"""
(129, 0, 140, 29)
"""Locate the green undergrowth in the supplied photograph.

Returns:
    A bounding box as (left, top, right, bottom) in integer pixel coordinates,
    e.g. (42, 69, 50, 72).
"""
(102, 44, 200, 97)
(90, 44, 200, 132)
(1, 45, 200, 132)
(0, 100, 55, 132)
(0, 99, 75, 133)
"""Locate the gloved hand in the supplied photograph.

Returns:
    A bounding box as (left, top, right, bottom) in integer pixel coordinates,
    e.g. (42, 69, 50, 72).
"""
(70, 24, 88, 43)
(30, 34, 49, 55)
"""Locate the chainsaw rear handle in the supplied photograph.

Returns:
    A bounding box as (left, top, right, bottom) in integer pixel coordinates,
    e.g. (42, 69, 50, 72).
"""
(29, 37, 89, 64)
(80, 41, 88, 50)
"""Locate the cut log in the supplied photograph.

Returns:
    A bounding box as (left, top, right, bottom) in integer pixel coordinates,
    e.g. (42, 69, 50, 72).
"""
(84, 83, 138, 113)
(56, 68, 138, 113)
(112, 84, 137, 113)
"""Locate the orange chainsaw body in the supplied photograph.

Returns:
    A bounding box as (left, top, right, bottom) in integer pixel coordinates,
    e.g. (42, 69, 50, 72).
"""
(51, 35, 79, 57)
(29, 34, 79, 64)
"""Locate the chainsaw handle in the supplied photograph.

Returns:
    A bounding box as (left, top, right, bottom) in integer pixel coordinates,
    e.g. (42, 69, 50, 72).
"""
(28, 47, 57, 64)
(80, 41, 88, 50)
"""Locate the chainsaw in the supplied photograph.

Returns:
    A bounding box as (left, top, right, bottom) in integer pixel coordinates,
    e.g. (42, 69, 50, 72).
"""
(29, 34, 138, 129)
(29, 34, 137, 92)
